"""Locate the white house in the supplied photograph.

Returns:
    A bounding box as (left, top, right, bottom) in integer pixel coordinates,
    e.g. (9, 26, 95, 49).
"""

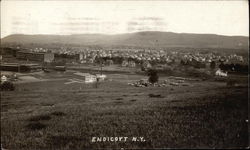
(74, 72, 97, 83)
(44, 53, 54, 63)
(122, 60, 128, 67)
(79, 53, 84, 61)
(128, 61, 136, 67)
(96, 74, 107, 81)
(1, 75, 7, 82)
(215, 69, 228, 77)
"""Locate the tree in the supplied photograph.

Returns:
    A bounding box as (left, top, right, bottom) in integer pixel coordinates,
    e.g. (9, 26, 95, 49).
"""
(141, 66, 146, 71)
(219, 62, 226, 71)
(147, 69, 159, 84)
(210, 61, 216, 69)
(180, 59, 186, 65)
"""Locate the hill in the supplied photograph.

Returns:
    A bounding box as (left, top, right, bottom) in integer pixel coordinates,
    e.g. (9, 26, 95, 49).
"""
(1, 31, 248, 49)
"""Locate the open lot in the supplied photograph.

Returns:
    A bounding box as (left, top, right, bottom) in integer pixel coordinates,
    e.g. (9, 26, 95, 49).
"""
(1, 71, 249, 149)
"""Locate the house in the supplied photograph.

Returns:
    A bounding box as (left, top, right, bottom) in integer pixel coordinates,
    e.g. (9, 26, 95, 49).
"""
(121, 60, 128, 67)
(128, 61, 136, 67)
(17, 51, 54, 63)
(142, 61, 152, 69)
(106, 60, 114, 66)
(215, 69, 228, 77)
(96, 74, 107, 81)
(74, 72, 97, 83)
(0, 63, 41, 72)
(54, 66, 66, 71)
(1, 75, 7, 82)
(88, 58, 95, 63)
(17, 51, 44, 62)
(79, 53, 84, 61)
(1, 47, 19, 57)
(44, 53, 54, 63)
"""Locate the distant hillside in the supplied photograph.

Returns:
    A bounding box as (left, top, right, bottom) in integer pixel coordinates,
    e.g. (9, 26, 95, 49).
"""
(1, 31, 248, 49)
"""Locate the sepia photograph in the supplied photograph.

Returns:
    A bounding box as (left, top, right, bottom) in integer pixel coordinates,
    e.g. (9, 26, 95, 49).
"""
(0, 0, 249, 149)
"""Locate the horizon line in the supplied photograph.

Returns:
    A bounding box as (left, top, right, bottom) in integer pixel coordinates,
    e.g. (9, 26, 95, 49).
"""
(1, 31, 249, 39)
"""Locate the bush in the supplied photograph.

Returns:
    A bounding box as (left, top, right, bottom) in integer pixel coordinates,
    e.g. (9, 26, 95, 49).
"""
(210, 61, 216, 69)
(0, 81, 15, 91)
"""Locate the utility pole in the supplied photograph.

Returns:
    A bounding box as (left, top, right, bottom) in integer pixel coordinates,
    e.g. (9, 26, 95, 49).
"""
(97, 50, 103, 75)
(101, 60, 103, 75)
(95, 76, 99, 88)
(18, 63, 20, 73)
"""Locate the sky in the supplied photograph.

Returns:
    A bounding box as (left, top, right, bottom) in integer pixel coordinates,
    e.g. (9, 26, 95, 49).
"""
(1, 0, 249, 38)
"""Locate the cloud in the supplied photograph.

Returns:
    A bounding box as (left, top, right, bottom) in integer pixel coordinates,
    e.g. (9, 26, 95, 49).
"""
(127, 17, 167, 32)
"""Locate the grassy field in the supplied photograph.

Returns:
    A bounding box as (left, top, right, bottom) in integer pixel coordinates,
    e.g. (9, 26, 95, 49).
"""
(1, 71, 249, 149)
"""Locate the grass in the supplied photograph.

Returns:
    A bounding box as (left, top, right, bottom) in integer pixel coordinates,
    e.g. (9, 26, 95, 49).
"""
(1, 72, 248, 149)
(46, 135, 83, 149)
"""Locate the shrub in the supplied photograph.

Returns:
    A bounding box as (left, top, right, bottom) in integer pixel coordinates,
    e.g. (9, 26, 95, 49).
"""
(29, 114, 51, 121)
(0, 81, 15, 91)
